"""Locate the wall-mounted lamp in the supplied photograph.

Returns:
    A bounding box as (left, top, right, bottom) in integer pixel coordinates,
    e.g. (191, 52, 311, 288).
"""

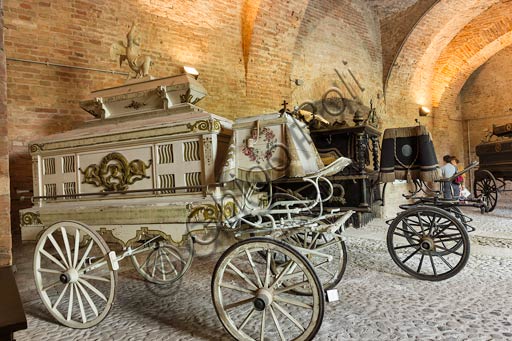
(419, 106, 431, 117)
(183, 66, 199, 79)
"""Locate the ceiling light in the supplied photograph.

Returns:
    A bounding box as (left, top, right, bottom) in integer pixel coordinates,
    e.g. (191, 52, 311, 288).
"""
(419, 106, 431, 116)
(183, 66, 199, 79)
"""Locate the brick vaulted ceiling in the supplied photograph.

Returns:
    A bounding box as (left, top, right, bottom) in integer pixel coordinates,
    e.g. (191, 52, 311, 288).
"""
(385, 0, 512, 113)
(432, 1, 512, 107)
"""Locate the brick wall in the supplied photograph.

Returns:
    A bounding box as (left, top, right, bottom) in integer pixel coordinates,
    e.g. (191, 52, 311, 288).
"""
(431, 2, 512, 108)
(460, 45, 512, 162)
(289, 0, 383, 112)
(377, 0, 436, 85)
(0, 0, 12, 266)
(4, 0, 383, 237)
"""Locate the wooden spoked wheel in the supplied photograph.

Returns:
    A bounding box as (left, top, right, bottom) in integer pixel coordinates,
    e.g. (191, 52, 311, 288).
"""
(401, 204, 473, 256)
(212, 237, 324, 341)
(387, 206, 470, 281)
(129, 235, 194, 285)
(278, 228, 347, 295)
(34, 221, 117, 328)
(474, 170, 499, 212)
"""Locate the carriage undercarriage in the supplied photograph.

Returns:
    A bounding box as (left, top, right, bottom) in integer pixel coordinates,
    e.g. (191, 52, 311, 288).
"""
(32, 155, 356, 340)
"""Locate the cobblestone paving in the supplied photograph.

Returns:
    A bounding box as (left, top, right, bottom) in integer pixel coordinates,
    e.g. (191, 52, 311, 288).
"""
(12, 195, 512, 340)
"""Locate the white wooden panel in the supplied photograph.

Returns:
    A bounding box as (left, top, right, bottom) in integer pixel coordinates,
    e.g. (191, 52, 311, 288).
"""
(155, 138, 202, 191)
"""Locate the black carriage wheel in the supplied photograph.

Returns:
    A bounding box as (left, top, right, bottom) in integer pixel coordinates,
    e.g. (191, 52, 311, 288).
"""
(474, 170, 499, 212)
(387, 206, 470, 281)
(396, 203, 469, 256)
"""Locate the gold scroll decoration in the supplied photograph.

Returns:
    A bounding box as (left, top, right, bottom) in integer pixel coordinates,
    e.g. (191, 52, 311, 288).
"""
(80, 152, 152, 192)
(188, 202, 238, 222)
(186, 119, 221, 133)
(21, 212, 42, 226)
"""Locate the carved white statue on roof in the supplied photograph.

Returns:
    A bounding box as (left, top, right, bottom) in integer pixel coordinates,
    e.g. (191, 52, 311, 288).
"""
(110, 23, 153, 79)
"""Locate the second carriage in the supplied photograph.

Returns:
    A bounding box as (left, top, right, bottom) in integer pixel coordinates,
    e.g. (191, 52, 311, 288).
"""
(302, 117, 474, 282)
(472, 122, 512, 212)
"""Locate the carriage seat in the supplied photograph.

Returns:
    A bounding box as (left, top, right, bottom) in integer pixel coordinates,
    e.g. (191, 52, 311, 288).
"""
(303, 156, 352, 179)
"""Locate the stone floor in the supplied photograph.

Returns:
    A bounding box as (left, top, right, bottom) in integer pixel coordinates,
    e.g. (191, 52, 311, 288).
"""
(11, 194, 512, 340)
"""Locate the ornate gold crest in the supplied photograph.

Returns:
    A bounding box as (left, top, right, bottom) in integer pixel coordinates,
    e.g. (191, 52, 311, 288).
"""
(80, 152, 152, 192)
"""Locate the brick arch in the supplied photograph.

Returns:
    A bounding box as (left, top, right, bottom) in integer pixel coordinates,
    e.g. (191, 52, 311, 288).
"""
(427, 3, 512, 159)
(429, 32, 512, 161)
(385, 0, 499, 120)
(434, 31, 512, 130)
(431, 2, 512, 107)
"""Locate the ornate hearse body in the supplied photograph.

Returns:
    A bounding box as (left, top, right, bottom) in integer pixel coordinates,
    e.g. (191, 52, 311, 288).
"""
(22, 71, 471, 339)
(21, 75, 232, 246)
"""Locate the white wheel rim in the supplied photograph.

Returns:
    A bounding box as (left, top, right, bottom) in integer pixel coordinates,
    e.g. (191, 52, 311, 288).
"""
(34, 221, 116, 328)
(212, 240, 323, 341)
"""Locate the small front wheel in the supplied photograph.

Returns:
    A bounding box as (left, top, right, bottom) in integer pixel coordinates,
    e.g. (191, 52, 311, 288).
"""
(34, 221, 117, 328)
(212, 237, 324, 341)
(129, 233, 194, 285)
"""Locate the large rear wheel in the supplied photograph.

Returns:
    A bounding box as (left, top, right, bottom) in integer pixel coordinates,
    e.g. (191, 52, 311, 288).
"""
(474, 170, 499, 212)
(212, 237, 324, 341)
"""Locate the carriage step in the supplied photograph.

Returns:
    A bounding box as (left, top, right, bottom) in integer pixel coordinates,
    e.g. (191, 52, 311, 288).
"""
(107, 251, 119, 271)
(325, 289, 339, 303)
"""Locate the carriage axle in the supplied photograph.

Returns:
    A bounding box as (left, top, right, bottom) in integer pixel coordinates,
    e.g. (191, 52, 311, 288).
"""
(253, 289, 273, 311)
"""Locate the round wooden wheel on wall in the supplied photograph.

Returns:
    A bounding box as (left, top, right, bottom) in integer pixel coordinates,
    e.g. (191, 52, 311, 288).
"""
(34, 221, 117, 328)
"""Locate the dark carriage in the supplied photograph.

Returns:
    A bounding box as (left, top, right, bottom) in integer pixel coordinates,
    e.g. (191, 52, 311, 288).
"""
(279, 99, 473, 281)
(310, 124, 382, 227)
(291, 96, 383, 228)
(378, 125, 475, 281)
(474, 123, 512, 212)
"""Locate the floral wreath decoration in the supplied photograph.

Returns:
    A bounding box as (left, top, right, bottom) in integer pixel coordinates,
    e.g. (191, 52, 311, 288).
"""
(242, 127, 278, 164)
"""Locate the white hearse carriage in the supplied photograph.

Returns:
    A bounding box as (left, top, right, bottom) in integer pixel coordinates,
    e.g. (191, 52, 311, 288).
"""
(21, 74, 355, 340)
